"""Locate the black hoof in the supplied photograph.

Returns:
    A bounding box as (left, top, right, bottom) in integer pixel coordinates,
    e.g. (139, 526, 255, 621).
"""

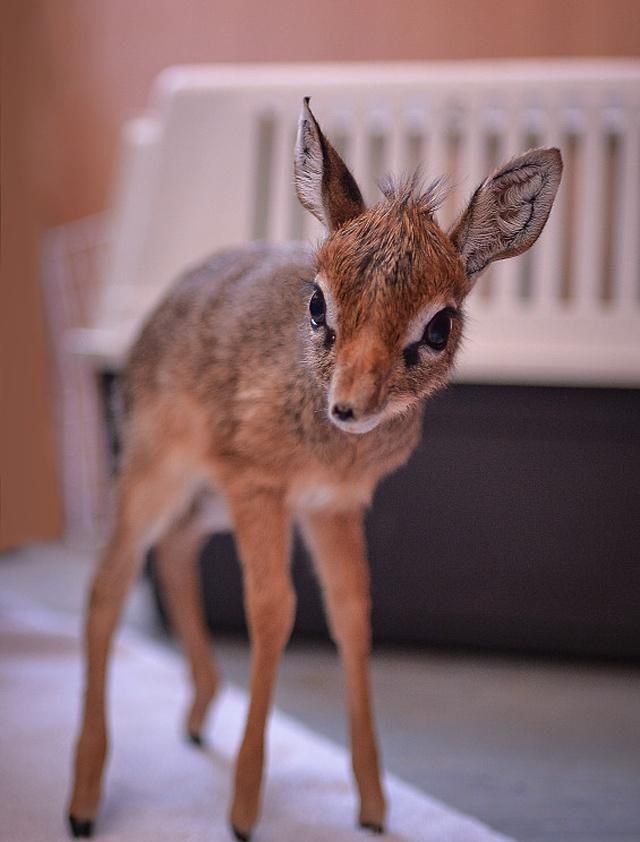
(187, 731, 204, 748)
(231, 824, 251, 841)
(68, 815, 94, 838)
(360, 821, 385, 834)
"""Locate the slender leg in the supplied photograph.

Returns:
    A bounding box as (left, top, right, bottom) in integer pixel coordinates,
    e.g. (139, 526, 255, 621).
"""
(154, 505, 219, 745)
(300, 507, 386, 833)
(68, 463, 191, 838)
(228, 491, 295, 841)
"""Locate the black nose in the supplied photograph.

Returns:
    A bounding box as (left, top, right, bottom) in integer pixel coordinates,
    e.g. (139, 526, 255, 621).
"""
(332, 403, 355, 422)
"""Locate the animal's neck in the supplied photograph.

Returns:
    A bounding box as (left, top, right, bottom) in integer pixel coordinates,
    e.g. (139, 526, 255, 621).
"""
(295, 366, 425, 482)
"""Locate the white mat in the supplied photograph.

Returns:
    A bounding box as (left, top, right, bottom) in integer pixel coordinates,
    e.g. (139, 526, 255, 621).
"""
(0, 595, 515, 842)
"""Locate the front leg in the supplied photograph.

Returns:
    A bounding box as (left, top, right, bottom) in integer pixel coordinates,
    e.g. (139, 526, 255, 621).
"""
(229, 490, 295, 841)
(300, 507, 386, 833)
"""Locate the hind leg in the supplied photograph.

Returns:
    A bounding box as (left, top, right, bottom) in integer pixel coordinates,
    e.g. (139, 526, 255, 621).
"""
(154, 499, 220, 746)
(67, 458, 195, 838)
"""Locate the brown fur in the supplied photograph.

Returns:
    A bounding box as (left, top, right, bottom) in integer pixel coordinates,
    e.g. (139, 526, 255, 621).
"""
(68, 101, 562, 839)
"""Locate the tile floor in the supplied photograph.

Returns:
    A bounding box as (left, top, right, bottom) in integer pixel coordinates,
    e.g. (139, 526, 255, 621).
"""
(1, 542, 639, 842)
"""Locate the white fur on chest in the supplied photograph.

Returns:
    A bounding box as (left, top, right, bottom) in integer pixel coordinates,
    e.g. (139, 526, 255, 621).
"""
(195, 493, 232, 534)
(289, 483, 372, 513)
(195, 482, 372, 537)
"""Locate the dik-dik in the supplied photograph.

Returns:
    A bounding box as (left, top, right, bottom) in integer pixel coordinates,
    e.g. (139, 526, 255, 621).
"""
(68, 99, 562, 839)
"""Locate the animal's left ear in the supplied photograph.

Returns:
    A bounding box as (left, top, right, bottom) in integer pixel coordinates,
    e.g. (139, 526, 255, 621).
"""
(449, 148, 563, 282)
(294, 98, 366, 231)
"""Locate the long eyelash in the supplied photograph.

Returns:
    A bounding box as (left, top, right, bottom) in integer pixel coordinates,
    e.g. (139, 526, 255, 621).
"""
(302, 279, 317, 297)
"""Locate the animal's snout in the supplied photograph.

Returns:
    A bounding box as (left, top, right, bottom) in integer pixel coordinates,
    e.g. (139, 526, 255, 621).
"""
(332, 403, 356, 422)
(328, 333, 393, 433)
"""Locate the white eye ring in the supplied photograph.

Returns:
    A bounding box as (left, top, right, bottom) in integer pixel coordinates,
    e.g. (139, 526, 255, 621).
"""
(401, 300, 457, 347)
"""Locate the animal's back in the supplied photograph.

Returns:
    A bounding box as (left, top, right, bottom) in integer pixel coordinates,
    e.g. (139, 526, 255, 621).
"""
(125, 241, 314, 410)
(122, 240, 329, 479)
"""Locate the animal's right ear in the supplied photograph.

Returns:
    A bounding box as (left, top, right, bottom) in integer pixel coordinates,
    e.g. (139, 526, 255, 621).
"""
(294, 98, 366, 231)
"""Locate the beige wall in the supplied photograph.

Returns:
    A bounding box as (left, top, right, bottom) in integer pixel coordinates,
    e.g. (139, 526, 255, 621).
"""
(1, 0, 638, 548)
(41, 0, 640, 225)
(1, 3, 63, 549)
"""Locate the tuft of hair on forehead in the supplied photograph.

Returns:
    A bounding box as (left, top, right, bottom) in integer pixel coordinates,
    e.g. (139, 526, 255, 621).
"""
(379, 170, 449, 218)
(317, 164, 466, 323)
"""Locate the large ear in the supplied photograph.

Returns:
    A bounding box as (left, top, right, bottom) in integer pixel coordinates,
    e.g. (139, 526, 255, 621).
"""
(294, 98, 366, 231)
(449, 147, 563, 280)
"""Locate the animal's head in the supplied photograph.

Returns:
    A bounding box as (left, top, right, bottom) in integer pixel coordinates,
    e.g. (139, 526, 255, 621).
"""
(295, 99, 562, 434)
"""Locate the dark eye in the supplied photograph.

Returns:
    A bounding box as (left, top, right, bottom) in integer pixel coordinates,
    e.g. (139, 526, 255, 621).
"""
(309, 287, 326, 328)
(423, 309, 452, 351)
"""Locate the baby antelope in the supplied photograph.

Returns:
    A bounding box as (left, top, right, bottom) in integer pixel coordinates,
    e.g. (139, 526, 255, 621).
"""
(68, 99, 562, 839)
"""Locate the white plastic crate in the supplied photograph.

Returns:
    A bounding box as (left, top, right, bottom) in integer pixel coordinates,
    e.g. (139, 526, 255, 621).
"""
(42, 216, 112, 543)
(72, 60, 640, 385)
